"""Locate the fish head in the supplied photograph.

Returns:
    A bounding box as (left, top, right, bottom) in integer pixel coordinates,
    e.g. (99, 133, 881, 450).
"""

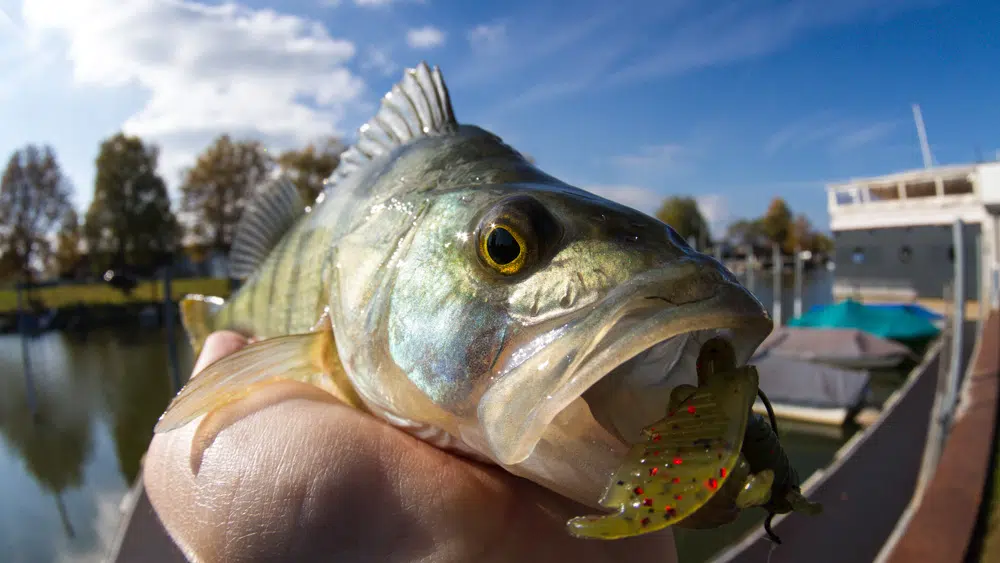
(382, 171, 773, 508)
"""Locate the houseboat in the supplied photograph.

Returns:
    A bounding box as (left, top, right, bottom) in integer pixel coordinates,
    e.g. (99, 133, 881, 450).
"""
(826, 161, 1000, 316)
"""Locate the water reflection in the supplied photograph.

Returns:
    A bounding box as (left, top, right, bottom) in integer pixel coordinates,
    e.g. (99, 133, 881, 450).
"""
(0, 329, 193, 563)
(0, 268, 834, 562)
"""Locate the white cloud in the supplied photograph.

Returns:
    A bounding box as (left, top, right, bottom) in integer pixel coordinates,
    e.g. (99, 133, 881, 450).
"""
(354, 0, 425, 7)
(765, 113, 900, 156)
(695, 194, 731, 239)
(467, 22, 506, 53)
(612, 144, 688, 173)
(19, 0, 367, 187)
(581, 185, 662, 216)
(406, 26, 445, 49)
(361, 46, 398, 76)
(832, 121, 899, 151)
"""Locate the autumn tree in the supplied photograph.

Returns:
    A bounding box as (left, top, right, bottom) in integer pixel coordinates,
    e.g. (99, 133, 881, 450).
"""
(180, 134, 273, 251)
(51, 208, 83, 278)
(0, 145, 74, 282)
(760, 197, 793, 249)
(655, 196, 710, 245)
(84, 133, 180, 275)
(277, 137, 345, 203)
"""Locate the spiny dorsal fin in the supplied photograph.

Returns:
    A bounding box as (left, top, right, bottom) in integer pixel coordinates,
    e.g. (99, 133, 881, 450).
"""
(229, 176, 305, 280)
(322, 61, 458, 195)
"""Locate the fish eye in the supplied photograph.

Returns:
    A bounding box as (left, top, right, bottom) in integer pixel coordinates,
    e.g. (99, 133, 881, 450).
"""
(481, 224, 527, 274)
(475, 196, 561, 277)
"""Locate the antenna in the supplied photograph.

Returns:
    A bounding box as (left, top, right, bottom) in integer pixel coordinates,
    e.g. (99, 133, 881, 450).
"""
(911, 104, 934, 169)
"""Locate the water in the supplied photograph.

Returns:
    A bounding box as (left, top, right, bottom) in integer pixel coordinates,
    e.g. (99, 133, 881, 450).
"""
(0, 268, 846, 562)
(0, 329, 195, 563)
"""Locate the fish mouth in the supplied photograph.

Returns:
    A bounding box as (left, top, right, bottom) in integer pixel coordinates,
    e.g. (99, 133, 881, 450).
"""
(470, 261, 772, 508)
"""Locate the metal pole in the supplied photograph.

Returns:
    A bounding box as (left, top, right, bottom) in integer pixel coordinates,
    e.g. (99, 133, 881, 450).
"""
(746, 246, 756, 294)
(163, 268, 181, 393)
(944, 219, 965, 421)
(772, 243, 783, 326)
(793, 245, 804, 319)
(912, 104, 934, 170)
(16, 282, 38, 416)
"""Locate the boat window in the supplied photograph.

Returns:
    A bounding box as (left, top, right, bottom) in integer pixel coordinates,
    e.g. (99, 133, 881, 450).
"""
(899, 245, 912, 263)
(943, 178, 974, 196)
(905, 181, 937, 198)
(869, 184, 900, 201)
(852, 247, 865, 264)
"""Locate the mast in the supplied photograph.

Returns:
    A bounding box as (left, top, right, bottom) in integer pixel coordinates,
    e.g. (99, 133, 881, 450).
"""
(911, 104, 934, 170)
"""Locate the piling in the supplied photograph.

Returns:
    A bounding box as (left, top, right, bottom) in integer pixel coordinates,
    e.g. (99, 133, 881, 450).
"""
(943, 219, 966, 422)
(16, 282, 38, 417)
(163, 269, 182, 393)
(793, 245, 804, 319)
(746, 246, 756, 294)
(772, 243, 783, 326)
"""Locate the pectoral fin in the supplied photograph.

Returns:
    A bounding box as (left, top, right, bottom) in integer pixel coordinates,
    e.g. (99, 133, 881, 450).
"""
(155, 327, 363, 434)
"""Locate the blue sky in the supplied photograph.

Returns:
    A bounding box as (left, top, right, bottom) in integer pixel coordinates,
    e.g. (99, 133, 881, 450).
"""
(1, 0, 997, 238)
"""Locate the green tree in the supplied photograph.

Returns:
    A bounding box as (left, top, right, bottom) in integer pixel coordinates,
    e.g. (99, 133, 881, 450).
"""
(760, 197, 793, 249)
(180, 134, 273, 251)
(655, 196, 710, 245)
(51, 208, 83, 278)
(84, 133, 180, 274)
(726, 218, 766, 248)
(0, 145, 74, 282)
(277, 137, 345, 203)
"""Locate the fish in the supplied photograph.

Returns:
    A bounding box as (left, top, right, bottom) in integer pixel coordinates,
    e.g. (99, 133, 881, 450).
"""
(154, 61, 820, 539)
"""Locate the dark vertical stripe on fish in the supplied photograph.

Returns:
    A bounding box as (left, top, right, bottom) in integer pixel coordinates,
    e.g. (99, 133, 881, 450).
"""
(286, 223, 318, 334)
(317, 238, 338, 318)
(264, 231, 297, 333)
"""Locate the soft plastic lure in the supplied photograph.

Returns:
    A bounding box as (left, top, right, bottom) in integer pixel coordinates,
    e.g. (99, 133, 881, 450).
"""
(567, 365, 821, 540)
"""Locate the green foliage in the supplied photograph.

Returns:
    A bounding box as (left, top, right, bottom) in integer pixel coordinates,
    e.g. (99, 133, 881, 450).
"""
(277, 136, 345, 203)
(180, 134, 273, 250)
(0, 144, 74, 282)
(85, 132, 180, 274)
(51, 208, 83, 278)
(655, 196, 710, 245)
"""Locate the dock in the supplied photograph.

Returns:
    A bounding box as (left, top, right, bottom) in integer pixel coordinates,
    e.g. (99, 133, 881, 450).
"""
(0, 277, 232, 315)
(713, 320, 977, 563)
(106, 472, 187, 563)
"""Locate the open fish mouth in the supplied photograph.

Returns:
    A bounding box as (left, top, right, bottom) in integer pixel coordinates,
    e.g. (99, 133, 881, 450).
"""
(471, 261, 773, 513)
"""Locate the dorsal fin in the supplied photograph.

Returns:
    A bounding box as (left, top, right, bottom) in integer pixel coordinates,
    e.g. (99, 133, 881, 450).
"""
(229, 176, 305, 280)
(322, 61, 458, 195)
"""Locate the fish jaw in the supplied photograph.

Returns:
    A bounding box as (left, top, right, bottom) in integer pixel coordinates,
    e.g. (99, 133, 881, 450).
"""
(462, 257, 772, 508)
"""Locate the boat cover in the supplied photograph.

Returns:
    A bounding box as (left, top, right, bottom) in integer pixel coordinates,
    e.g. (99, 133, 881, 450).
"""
(752, 326, 914, 368)
(753, 352, 871, 410)
(788, 299, 941, 341)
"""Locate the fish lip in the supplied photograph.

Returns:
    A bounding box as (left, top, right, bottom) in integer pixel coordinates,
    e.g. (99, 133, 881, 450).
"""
(475, 264, 772, 467)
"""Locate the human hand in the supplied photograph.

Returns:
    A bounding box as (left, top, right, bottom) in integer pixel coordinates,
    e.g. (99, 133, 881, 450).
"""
(144, 331, 679, 563)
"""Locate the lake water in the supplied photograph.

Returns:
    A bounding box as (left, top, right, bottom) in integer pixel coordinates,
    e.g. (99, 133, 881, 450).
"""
(0, 268, 843, 563)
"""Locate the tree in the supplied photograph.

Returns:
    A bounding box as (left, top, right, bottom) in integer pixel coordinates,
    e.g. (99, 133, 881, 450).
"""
(785, 214, 814, 254)
(51, 208, 83, 278)
(0, 145, 74, 282)
(760, 197, 793, 249)
(655, 196, 710, 245)
(277, 137, 345, 203)
(84, 133, 180, 275)
(180, 134, 273, 251)
(726, 218, 766, 248)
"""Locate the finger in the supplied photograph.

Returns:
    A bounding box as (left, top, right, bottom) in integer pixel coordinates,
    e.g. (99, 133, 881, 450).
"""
(192, 331, 248, 376)
(144, 380, 677, 563)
